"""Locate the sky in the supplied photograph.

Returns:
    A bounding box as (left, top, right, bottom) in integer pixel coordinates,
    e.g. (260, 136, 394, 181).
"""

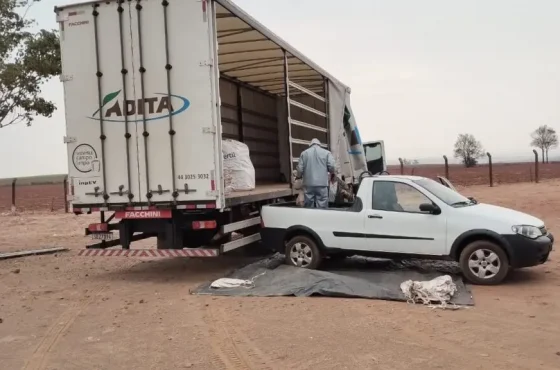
(0, 0, 559, 177)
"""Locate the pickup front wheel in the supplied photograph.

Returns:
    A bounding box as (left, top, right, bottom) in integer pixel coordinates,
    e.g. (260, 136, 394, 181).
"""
(285, 235, 322, 269)
(459, 240, 509, 285)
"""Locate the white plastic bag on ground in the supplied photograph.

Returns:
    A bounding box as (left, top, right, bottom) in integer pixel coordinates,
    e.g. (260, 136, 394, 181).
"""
(400, 275, 458, 308)
(210, 271, 266, 289)
(211, 278, 254, 289)
(222, 139, 255, 192)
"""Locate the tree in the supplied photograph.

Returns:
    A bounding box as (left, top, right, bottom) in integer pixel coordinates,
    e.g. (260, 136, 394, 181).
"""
(453, 133, 485, 168)
(530, 125, 558, 163)
(0, 0, 61, 129)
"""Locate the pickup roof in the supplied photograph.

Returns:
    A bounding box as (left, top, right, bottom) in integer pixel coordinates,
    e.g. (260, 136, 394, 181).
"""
(260, 175, 553, 285)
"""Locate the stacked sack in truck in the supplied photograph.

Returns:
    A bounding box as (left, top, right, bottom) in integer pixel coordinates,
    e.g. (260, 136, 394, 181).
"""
(222, 139, 256, 193)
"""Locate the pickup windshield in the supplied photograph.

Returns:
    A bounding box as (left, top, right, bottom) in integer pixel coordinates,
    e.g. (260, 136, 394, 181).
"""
(413, 178, 474, 207)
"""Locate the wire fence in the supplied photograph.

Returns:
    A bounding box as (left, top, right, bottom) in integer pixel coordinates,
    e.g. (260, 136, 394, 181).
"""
(1, 150, 559, 212)
(0, 174, 68, 213)
(390, 150, 560, 187)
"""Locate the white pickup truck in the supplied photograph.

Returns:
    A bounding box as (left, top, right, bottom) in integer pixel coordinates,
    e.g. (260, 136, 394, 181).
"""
(260, 175, 554, 285)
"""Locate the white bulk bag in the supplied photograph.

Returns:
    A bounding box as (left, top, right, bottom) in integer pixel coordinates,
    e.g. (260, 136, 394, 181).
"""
(400, 275, 458, 308)
(222, 139, 256, 192)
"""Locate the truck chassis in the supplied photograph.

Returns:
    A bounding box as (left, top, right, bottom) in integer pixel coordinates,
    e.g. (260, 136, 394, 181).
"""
(80, 192, 293, 257)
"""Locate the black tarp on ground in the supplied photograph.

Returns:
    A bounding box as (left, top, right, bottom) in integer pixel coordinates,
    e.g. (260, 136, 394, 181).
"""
(191, 255, 474, 305)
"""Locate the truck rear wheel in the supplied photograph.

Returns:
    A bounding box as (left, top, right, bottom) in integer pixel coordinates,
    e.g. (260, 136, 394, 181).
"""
(459, 240, 509, 285)
(285, 235, 322, 269)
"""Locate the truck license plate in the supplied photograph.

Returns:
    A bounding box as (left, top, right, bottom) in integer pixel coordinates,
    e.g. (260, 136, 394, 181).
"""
(91, 233, 113, 241)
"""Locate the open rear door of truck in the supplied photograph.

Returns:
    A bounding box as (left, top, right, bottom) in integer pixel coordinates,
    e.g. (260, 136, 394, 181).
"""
(58, 0, 223, 209)
(363, 140, 387, 175)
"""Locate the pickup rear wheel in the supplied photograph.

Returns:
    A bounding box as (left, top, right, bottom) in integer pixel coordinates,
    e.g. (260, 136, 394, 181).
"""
(285, 235, 322, 269)
(459, 240, 509, 285)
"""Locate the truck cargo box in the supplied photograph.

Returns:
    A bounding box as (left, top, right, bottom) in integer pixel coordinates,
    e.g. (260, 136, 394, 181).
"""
(57, 0, 367, 212)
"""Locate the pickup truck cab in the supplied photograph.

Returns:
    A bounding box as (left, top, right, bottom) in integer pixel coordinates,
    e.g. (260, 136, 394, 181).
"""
(260, 175, 553, 285)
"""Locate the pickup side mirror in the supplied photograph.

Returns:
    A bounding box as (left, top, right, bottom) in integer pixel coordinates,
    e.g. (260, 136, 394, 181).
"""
(468, 196, 478, 204)
(419, 203, 441, 215)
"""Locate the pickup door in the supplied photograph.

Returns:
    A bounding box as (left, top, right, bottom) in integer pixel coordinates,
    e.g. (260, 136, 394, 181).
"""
(363, 179, 447, 256)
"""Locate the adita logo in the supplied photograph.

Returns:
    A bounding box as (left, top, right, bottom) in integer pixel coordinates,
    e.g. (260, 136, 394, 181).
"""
(88, 90, 190, 122)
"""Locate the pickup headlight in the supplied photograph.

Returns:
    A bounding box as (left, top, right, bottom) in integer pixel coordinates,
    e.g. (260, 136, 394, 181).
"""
(511, 225, 542, 239)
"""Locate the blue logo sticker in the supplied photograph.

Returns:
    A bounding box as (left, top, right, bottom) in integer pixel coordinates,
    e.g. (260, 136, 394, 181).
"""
(88, 90, 190, 122)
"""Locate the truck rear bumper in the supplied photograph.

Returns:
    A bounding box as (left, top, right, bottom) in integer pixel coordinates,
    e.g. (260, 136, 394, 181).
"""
(260, 227, 287, 253)
(79, 249, 219, 257)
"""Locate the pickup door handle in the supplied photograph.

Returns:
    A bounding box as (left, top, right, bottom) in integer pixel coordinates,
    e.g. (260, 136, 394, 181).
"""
(368, 214, 383, 219)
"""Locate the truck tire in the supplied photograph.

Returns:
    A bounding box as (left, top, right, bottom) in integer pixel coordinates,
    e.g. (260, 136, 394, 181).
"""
(285, 235, 322, 269)
(459, 240, 509, 285)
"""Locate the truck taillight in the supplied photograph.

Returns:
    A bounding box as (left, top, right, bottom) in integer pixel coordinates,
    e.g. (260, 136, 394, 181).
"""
(88, 223, 108, 232)
(260, 217, 264, 228)
(192, 220, 217, 230)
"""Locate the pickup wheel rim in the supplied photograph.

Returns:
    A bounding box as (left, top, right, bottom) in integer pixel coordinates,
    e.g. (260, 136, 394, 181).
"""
(289, 242, 313, 267)
(468, 249, 501, 279)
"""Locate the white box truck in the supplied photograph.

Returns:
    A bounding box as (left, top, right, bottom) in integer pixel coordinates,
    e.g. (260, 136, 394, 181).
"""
(56, 0, 386, 256)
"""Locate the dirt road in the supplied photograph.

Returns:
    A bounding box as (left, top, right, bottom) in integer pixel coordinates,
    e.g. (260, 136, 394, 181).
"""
(1, 181, 560, 369)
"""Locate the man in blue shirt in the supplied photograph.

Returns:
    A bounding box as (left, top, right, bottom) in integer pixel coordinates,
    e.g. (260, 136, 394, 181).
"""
(296, 138, 336, 208)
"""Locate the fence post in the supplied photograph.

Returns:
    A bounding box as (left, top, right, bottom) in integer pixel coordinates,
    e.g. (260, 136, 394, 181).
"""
(487, 152, 493, 187)
(533, 149, 539, 183)
(63, 176, 69, 213)
(398, 158, 404, 175)
(10, 178, 17, 212)
(443, 155, 449, 179)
